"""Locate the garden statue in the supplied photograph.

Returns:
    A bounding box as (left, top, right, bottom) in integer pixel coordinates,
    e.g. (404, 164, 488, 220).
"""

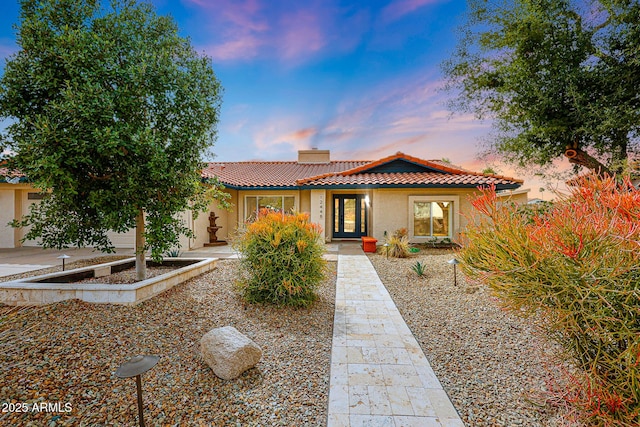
(205, 212, 226, 246)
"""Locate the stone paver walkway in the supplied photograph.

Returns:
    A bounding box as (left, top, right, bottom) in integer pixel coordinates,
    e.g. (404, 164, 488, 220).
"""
(327, 250, 464, 427)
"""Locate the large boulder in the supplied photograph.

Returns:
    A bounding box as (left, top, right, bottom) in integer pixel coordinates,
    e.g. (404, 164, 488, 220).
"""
(200, 326, 262, 380)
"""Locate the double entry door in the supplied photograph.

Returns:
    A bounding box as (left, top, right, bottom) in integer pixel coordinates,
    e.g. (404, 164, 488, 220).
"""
(333, 194, 368, 238)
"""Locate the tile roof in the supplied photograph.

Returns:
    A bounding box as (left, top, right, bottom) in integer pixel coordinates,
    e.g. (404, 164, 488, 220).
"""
(0, 167, 26, 183)
(202, 152, 523, 190)
(201, 161, 368, 188)
(297, 171, 521, 187)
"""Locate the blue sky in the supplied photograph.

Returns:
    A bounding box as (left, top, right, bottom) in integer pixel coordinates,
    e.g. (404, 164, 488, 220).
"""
(0, 0, 560, 198)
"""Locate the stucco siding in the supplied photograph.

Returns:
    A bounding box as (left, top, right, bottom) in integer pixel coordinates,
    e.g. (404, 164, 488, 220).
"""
(497, 191, 529, 205)
(371, 188, 483, 243)
(2, 181, 526, 251)
(371, 189, 407, 241)
(300, 190, 311, 214)
(20, 190, 42, 246)
(191, 190, 237, 249)
(0, 190, 15, 248)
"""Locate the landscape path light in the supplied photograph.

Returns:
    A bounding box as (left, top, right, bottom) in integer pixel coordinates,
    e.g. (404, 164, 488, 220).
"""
(448, 258, 460, 286)
(57, 254, 70, 271)
(383, 243, 389, 259)
(115, 355, 159, 427)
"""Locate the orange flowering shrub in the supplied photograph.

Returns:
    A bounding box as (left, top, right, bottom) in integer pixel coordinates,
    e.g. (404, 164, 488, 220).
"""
(459, 176, 640, 426)
(233, 209, 326, 307)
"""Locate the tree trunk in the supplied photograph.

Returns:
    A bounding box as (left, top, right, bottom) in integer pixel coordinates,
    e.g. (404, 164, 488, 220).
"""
(564, 147, 612, 178)
(135, 209, 146, 281)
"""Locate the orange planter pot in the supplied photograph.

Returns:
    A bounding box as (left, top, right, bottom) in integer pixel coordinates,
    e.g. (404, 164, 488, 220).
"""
(361, 236, 378, 253)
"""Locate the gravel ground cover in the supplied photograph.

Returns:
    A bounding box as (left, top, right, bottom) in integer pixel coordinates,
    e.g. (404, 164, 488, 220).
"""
(77, 266, 177, 284)
(368, 250, 572, 427)
(1, 259, 336, 426)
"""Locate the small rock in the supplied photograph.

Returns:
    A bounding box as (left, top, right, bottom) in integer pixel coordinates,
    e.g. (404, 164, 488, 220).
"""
(200, 326, 262, 380)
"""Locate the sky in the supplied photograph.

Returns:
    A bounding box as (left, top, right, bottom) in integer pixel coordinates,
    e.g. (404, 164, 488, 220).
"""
(0, 0, 567, 199)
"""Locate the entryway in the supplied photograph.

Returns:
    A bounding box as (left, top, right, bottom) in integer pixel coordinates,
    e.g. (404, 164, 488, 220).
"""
(332, 194, 368, 239)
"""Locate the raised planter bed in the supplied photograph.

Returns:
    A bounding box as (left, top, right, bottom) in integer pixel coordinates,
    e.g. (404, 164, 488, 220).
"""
(0, 257, 216, 306)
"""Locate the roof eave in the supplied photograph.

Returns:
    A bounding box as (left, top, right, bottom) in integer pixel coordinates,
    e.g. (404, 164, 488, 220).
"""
(216, 184, 300, 190)
(298, 183, 522, 190)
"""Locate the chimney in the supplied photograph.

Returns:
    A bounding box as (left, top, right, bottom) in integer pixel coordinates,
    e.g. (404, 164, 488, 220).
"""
(297, 148, 330, 164)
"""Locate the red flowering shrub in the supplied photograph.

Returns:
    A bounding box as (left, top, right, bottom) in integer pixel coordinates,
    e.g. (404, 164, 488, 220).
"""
(459, 176, 640, 426)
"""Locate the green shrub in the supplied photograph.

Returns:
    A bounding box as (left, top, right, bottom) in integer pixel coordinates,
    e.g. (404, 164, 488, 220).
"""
(233, 209, 326, 307)
(459, 176, 640, 426)
(411, 260, 426, 277)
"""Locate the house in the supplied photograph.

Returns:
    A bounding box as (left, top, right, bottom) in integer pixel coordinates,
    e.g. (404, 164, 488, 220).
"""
(0, 150, 526, 250)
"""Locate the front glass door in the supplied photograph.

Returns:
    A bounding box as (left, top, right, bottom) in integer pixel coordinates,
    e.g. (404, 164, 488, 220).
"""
(333, 195, 368, 238)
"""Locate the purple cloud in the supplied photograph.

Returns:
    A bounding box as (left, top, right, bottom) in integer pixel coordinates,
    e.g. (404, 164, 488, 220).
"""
(186, 0, 368, 63)
(380, 0, 448, 23)
(278, 10, 326, 60)
(203, 36, 264, 61)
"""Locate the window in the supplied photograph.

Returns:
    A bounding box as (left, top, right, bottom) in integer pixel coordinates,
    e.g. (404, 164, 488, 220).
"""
(245, 195, 296, 222)
(408, 196, 458, 240)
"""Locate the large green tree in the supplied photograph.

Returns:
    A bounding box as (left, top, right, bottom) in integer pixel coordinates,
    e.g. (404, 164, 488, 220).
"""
(443, 0, 640, 176)
(0, 0, 225, 279)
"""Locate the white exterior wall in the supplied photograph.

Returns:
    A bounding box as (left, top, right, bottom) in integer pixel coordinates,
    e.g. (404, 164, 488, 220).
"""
(20, 190, 42, 246)
(0, 190, 15, 248)
(309, 189, 327, 240)
(299, 190, 311, 214)
(188, 203, 231, 250)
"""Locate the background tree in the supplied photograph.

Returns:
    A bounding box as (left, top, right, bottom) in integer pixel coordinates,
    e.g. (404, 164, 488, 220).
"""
(0, 0, 225, 279)
(443, 0, 640, 177)
(481, 166, 497, 174)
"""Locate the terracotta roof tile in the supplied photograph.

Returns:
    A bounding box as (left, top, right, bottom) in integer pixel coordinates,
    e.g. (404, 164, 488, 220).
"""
(202, 152, 522, 189)
(296, 152, 523, 187)
(300, 172, 521, 187)
(201, 161, 367, 188)
(0, 167, 26, 183)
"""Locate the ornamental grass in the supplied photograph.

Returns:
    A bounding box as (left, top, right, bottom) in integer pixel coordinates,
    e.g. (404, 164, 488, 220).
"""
(380, 228, 411, 258)
(233, 208, 326, 307)
(458, 175, 640, 426)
